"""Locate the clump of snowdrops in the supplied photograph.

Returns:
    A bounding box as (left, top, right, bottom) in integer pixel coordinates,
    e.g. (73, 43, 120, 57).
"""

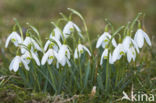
(5, 8, 151, 96)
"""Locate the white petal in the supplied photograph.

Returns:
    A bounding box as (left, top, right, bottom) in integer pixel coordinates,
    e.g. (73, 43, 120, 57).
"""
(56, 62, 59, 68)
(112, 38, 117, 47)
(142, 30, 151, 46)
(63, 21, 73, 38)
(80, 45, 91, 56)
(134, 29, 144, 48)
(5, 34, 12, 48)
(41, 51, 49, 65)
(109, 53, 114, 64)
(100, 49, 108, 65)
(48, 59, 53, 65)
(44, 40, 51, 51)
(54, 27, 62, 40)
(31, 52, 40, 66)
(13, 56, 21, 72)
(73, 23, 83, 38)
(127, 49, 132, 63)
(131, 39, 139, 53)
(123, 36, 131, 52)
(96, 34, 105, 48)
(21, 59, 30, 71)
(9, 57, 16, 71)
(51, 37, 62, 48)
(74, 48, 78, 59)
(31, 38, 42, 51)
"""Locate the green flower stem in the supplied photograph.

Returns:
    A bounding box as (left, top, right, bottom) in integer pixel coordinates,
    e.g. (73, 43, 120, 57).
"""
(68, 8, 92, 52)
(78, 56, 82, 87)
(47, 64, 57, 93)
(130, 12, 142, 34)
(13, 18, 24, 41)
(105, 54, 110, 90)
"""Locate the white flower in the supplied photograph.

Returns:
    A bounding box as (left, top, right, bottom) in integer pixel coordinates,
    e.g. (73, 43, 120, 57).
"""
(41, 49, 57, 65)
(44, 40, 59, 52)
(100, 49, 108, 65)
(49, 27, 62, 40)
(122, 36, 139, 53)
(96, 32, 117, 48)
(134, 29, 151, 48)
(63, 21, 83, 38)
(44, 37, 61, 52)
(109, 53, 114, 64)
(56, 44, 71, 67)
(100, 49, 114, 65)
(5, 32, 22, 48)
(21, 51, 40, 66)
(74, 44, 91, 59)
(127, 47, 136, 63)
(112, 43, 125, 63)
(9, 56, 29, 72)
(21, 36, 42, 53)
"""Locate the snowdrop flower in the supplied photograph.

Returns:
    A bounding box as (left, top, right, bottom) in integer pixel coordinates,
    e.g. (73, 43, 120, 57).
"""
(49, 27, 62, 40)
(100, 49, 108, 65)
(127, 47, 136, 62)
(100, 49, 114, 65)
(56, 44, 71, 67)
(21, 36, 42, 53)
(9, 55, 29, 72)
(21, 51, 40, 66)
(122, 36, 139, 53)
(44, 37, 62, 52)
(5, 32, 22, 48)
(134, 29, 151, 48)
(63, 21, 83, 38)
(96, 32, 117, 48)
(112, 43, 126, 63)
(41, 48, 57, 65)
(74, 44, 91, 59)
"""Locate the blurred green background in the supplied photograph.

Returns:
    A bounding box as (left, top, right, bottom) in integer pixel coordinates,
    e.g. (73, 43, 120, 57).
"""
(0, 0, 155, 38)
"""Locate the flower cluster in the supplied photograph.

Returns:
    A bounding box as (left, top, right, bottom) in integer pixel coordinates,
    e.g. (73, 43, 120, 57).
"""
(5, 21, 91, 72)
(97, 28, 151, 65)
(5, 10, 152, 74)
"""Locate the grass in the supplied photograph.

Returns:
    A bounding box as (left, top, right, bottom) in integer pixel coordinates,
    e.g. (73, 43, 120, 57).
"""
(0, 0, 156, 102)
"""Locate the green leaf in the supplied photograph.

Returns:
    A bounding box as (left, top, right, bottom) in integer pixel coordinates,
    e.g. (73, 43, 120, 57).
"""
(26, 23, 39, 36)
(68, 8, 84, 21)
(83, 62, 90, 89)
(97, 74, 104, 91)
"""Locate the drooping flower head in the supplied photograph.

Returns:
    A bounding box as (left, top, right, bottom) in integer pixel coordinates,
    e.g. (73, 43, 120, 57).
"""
(63, 21, 83, 39)
(134, 29, 151, 48)
(44, 37, 62, 52)
(122, 36, 139, 62)
(56, 44, 71, 67)
(74, 44, 91, 59)
(112, 43, 126, 63)
(126, 46, 136, 63)
(5, 32, 22, 48)
(9, 55, 29, 72)
(49, 27, 62, 41)
(122, 36, 139, 53)
(100, 48, 108, 65)
(21, 50, 40, 66)
(41, 48, 57, 65)
(21, 34, 42, 54)
(96, 32, 117, 48)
